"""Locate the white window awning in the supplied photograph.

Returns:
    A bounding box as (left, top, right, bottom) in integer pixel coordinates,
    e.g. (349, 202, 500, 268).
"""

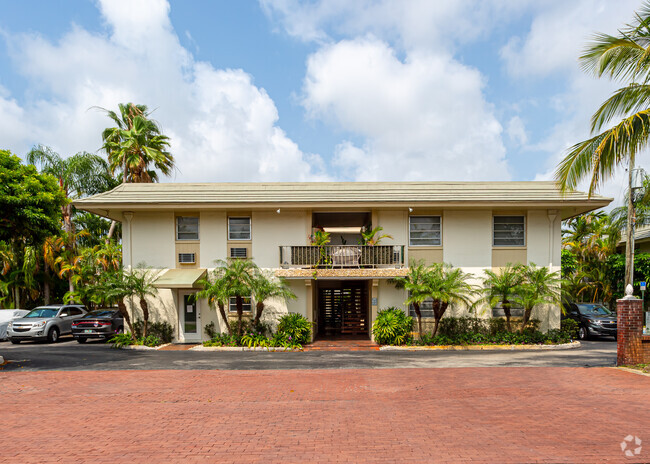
(153, 268, 207, 289)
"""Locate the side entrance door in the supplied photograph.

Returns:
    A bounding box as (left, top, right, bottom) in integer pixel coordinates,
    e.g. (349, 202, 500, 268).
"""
(179, 291, 201, 342)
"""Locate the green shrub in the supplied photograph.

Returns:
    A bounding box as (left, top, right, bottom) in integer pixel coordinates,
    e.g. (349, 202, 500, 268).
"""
(203, 333, 241, 347)
(372, 307, 413, 345)
(204, 321, 217, 339)
(277, 313, 312, 345)
(109, 333, 134, 348)
(133, 319, 174, 343)
(108, 333, 163, 348)
(240, 331, 270, 348)
(560, 318, 579, 339)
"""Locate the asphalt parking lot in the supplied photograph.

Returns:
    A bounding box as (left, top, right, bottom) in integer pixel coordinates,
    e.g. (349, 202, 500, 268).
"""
(0, 337, 617, 371)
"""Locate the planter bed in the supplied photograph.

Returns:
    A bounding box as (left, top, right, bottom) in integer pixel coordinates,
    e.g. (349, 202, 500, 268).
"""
(380, 341, 581, 351)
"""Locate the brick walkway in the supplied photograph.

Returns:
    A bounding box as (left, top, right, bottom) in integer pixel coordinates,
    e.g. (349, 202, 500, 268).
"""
(1, 367, 648, 463)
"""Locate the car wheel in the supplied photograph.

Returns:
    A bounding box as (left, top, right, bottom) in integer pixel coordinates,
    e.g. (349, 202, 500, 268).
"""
(9, 339, 20, 344)
(47, 327, 60, 343)
(76, 337, 87, 344)
(578, 325, 589, 340)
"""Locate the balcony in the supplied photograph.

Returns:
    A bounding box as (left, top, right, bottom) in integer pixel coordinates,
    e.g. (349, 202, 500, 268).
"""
(279, 245, 405, 269)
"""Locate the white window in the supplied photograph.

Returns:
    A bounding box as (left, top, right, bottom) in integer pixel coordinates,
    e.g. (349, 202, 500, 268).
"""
(228, 217, 251, 240)
(177, 217, 199, 240)
(229, 296, 252, 313)
(493, 216, 525, 247)
(409, 216, 441, 246)
(409, 299, 434, 318)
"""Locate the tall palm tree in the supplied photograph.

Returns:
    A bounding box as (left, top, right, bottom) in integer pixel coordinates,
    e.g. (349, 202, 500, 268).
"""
(102, 269, 137, 339)
(128, 267, 159, 338)
(26, 145, 113, 235)
(555, 2, 650, 287)
(392, 260, 431, 338)
(424, 263, 476, 336)
(196, 270, 232, 335)
(514, 264, 562, 333)
(481, 264, 524, 332)
(218, 258, 258, 336)
(100, 103, 175, 184)
(251, 271, 296, 326)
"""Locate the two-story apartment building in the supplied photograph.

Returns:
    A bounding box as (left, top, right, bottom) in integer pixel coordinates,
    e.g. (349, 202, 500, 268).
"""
(75, 181, 611, 342)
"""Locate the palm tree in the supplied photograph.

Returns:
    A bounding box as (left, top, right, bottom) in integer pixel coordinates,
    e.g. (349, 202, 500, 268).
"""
(514, 264, 562, 333)
(555, 2, 650, 287)
(196, 272, 232, 335)
(360, 226, 393, 246)
(102, 269, 137, 339)
(26, 145, 113, 235)
(481, 264, 525, 332)
(424, 263, 476, 336)
(392, 260, 431, 338)
(100, 103, 174, 184)
(251, 271, 296, 326)
(218, 258, 258, 336)
(128, 267, 159, 338)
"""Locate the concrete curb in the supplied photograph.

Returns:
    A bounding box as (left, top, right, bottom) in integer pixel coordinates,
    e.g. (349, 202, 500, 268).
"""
(191, 345, 299, 352)
(115, 343, 172, 351)
(615, 366, 650, 377)
(379, 341, 581, 351)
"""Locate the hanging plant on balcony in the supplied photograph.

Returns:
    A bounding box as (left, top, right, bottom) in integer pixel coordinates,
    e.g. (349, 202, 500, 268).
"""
(309, 228, 332, 277)
(359, 226, 393, 246)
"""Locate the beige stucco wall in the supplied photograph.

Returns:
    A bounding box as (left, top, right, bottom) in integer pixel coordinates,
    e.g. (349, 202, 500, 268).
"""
(127, 212, 175, 269)
(200, 211, 227, 267)
(252, 210, 309, 268)
(442, 210, 492, 268)
(376, 209, 407, 245)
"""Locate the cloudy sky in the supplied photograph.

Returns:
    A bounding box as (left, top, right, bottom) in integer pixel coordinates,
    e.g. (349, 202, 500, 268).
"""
(0, 0, 646, 201)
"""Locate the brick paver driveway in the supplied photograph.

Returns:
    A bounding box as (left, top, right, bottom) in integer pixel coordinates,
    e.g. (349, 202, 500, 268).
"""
(1, 367, 648, 463)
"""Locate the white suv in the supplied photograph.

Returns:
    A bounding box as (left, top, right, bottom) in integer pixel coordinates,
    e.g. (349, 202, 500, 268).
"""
(7, 305, 87, 343)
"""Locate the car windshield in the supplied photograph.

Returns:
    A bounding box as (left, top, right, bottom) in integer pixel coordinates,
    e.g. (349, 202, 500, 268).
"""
(23, 308, 59, 318)
(85, 310, 116, 318)
(578, 305, 612, 316)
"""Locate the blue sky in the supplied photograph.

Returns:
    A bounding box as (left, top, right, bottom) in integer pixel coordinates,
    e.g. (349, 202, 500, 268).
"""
(0, 0, 644, 201)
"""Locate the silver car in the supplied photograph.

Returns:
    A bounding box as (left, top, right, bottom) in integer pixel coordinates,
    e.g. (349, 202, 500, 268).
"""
(7, 305, 87, 343)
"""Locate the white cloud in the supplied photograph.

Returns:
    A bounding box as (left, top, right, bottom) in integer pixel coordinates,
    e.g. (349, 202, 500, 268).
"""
(506, 116, 528, 146)
(0, 0, 327, 182)
(500, 0, 639, 78)
(303, 39, 509, 181)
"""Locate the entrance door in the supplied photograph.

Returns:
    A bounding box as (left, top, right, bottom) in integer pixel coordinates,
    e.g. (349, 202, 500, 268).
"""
(179, 291, 201, 342)
(318, 281, 369, 337)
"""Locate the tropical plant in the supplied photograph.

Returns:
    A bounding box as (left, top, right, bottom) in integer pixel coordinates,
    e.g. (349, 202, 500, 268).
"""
(514, 264, 562, 333)
(102, 269, 137, 339)
(372, 307, 413, 345)
(128, 266, 159, 338)
(0, 149, 67, 246)
(251, 271, 296, 326)
(480, 263, 525, 332)
(392, 260, 431, 338)
(100, 102, 174, 184)
(276, 313, 312, 345)
(195, 270, 232, 335)
(555, 2, 650, 287)
(424, 263, 476, 336)
(359, 226, 393, 246)
(218, 258, 258, 336)
(309, 228, 332, 272)
(26, 145, 114, 235)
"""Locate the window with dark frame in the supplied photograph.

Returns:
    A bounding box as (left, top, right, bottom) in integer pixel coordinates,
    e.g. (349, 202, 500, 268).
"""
(177, 216, 199, 240)
(228, 217, 251, 240)
(228, 296, 252, 313)
(493, 216, 525, 247)
(409, 216, 441, 246)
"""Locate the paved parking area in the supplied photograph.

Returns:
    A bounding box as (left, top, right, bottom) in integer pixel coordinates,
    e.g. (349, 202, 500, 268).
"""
(0, 366, 648, 463)
(0, 339, 616, 371)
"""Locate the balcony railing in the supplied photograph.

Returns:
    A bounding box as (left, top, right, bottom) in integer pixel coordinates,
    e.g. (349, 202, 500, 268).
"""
(279, 245, 405, 269)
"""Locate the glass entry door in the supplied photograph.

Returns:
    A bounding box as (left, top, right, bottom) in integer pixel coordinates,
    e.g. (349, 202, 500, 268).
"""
(180, 292, 201, 342)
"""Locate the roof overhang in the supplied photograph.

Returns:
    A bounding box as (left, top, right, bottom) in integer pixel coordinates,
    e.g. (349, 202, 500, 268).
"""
(153, 268, 207, 289)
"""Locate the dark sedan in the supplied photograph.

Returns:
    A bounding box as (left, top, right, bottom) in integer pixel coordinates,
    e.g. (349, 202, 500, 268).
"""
(564, 303, 617, 340)
(71, 309, 124, 343)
